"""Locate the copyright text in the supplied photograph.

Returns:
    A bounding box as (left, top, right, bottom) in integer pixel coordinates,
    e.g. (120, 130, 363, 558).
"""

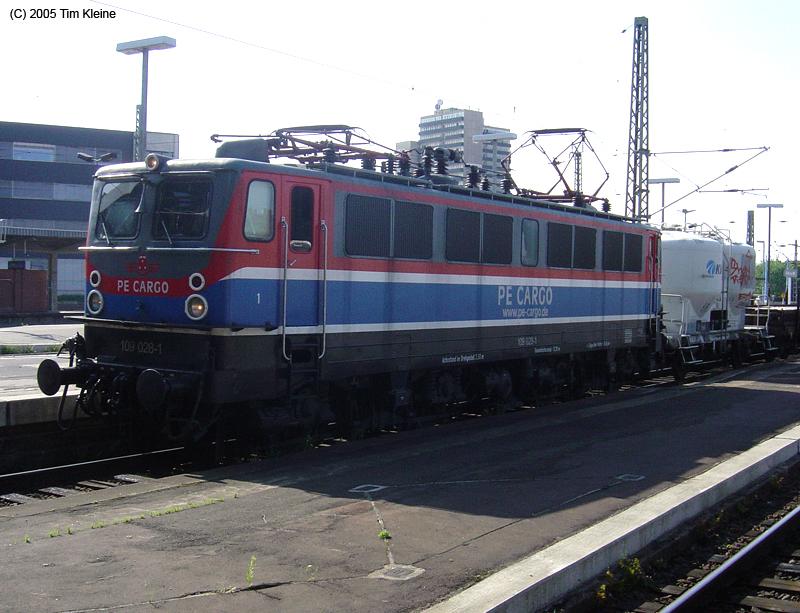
(9, 8, 117, 20)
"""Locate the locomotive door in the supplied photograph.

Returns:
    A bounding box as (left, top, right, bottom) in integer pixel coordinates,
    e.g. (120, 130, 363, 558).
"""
(279, 180, 325, 361)
(646, 234, 661, 318)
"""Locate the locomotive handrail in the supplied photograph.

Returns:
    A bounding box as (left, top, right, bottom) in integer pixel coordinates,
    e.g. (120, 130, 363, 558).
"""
(319, 220, 328, 360)
(78, 245, 138, 251)
(280, 216, 291, 362)
(81, 246, 261, 254)
(145, 247, 260, 254)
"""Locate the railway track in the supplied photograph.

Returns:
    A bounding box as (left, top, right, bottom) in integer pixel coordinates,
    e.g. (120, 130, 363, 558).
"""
(659, 502, 800, 611)
(0, 447, 187, 508)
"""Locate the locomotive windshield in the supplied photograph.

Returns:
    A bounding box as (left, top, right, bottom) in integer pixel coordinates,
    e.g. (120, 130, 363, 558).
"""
(94, 177, 213, 243)
(152, 178, 212, 240)
(95, 180, 143, 241)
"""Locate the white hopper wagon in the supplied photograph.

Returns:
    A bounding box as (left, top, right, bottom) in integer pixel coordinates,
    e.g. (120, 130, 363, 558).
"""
(660, 228, 762, 376)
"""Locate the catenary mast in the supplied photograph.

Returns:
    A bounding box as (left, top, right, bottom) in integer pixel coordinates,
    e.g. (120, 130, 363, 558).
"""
(625, 16, 649, 221)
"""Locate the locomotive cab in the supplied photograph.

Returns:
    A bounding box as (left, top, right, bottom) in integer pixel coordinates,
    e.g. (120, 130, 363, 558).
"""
(38, 154, 327, 440)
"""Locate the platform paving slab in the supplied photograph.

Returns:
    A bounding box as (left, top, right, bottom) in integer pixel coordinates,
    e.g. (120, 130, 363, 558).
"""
(0, 323, 81, 354)
(0, 360, 798, 613)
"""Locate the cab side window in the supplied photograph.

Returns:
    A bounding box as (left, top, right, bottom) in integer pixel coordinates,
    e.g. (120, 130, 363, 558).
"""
(291, 186, 314, 247)
(244, 180, 275, 241)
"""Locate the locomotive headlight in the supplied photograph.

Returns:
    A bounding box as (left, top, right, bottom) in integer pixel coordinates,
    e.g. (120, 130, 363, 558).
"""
(144, 153, 162, 171)
(89, 270, 101, 288)
(188, 272, 205, 291)
(185, 294, 208, 321)
(87, 290, 104, 315)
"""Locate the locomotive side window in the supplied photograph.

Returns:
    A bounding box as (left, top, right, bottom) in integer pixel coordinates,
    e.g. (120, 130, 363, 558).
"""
(243, 180, 275, 241)
(602, 231, 623, 271)
(153, 178, 212, 240)
(96, 180, 142, 240)
(573, 226, 597, 270)
(345, 194, 390, 257)
(446, 208, 480, 263)
(482, 214, 512, 265)
(394, 201, 432, 260)
(290, 186, 314, 250)
(623, 233, 643, 272)
(547, 222, 573, 268)
(521, 219, 539, 266)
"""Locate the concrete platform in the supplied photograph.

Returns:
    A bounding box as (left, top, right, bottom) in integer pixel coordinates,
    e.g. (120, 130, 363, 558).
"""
(1, 360, 799, 613)
(0, 322, 81, 354)
(426, 424, 800, 612)
(0, 391, 80, 428)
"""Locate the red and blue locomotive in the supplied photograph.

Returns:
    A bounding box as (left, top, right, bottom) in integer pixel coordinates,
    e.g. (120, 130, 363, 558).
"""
(38, 126, 661, 440)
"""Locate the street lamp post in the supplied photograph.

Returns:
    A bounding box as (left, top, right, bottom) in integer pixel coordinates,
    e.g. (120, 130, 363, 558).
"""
(647, 177, 680, 224)
(756, 203, 784, 302)
(680, 208, 695, 231)
(757, 240, 766, 298)
(472, 131, 517, 187)
(780, 241, 799, 305)
(116, 36, 176, 161)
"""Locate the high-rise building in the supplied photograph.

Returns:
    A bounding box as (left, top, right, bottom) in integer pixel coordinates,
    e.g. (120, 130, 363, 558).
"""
(0, 121, 178, 312)
(408, 107, 514, 183)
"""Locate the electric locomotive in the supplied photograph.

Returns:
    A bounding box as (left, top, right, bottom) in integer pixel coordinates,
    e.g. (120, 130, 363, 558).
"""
(38, 126, 662, 441)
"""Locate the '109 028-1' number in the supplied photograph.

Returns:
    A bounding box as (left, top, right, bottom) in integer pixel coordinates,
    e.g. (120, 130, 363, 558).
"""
(120, 340, 163, 355)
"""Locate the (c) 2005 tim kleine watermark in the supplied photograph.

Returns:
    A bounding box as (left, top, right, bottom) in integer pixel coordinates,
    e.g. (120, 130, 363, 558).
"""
(9, 7, 117, 20)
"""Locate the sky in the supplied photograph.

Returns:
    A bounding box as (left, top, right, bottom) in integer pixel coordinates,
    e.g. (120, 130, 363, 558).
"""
(3, 0, 799, 259)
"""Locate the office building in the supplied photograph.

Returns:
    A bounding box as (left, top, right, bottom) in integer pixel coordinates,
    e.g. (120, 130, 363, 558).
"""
(412, 108, 514, 182)
(0, 121, 178, 311)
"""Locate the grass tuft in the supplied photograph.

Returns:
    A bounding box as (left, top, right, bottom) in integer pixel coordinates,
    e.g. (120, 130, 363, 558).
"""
(245, 555, 257, 586)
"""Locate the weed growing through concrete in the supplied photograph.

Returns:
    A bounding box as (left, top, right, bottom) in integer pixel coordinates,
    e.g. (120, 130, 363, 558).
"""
(23, 535, 31, 544)
(149, 497, 225, 518)
(114, 515, 146, 524)
(378, 529, 392, 541)
(246, 555, 257, 586)
(49, 498, 228, 538)
(48, 528, 61, 538)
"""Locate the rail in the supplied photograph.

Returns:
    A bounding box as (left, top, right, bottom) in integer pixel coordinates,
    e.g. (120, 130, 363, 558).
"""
(661, 502, 800, 611)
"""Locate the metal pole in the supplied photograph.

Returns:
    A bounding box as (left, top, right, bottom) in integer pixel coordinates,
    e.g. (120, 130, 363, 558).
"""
(138, 49, 149, 161)
(795, 239, 799, 348)
(795, 240, 798, 303)
(661, 183, 665, 224)
(766, 207, 772, 302)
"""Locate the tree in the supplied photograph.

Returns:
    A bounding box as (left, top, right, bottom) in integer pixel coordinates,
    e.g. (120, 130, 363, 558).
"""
(755, 260, 791, 299)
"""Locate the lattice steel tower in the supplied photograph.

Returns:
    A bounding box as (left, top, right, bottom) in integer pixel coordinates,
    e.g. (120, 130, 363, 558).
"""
(625, 16, 649, 221)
